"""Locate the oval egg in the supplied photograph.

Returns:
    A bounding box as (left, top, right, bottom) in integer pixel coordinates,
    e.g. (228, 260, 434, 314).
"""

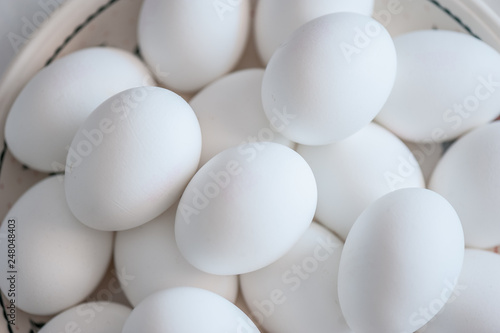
(376, 30, 500, 142)
(338, 188, 464, 333)
(138, 0, 250, 92)
(122, 287, 260, 333)
(261, 12, 397, 145)
(0, 176, 113, 316)
(5, 47, 153, 173)
(297, 123, 424, 240)
(64, 86, 202, 231)
(114, 202, 238, 307)
(175, 142, 317, 275)
(240, 222, 350, 333)
(190, 68, 293, 166)
(429, 121, 500, 248)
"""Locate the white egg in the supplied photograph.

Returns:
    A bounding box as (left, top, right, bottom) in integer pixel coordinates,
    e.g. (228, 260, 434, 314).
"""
(5, 47, 153, 173)
(38, 302, 131, 333)
(261, 12, 397, 145)
(175, 142, 317, 275)
(122, 287, 260, 333)
(338, 188, 464, 333)
(420, 249, 500, 333)
(190, 68, 293, 166)
(297, 123, 424, 240)
(65, 86, 201, 231)
(0, 176, 113, 316)
(240, 222, 350, 333)
(114, 202, 238, 307)
(138, 0, 250, 92)
(255, 0, 374, 64)
(429, 121, 500, 248)
(376, 30, 500, 143)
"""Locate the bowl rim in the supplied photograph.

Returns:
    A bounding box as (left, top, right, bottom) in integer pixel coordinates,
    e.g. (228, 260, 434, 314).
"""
(0, 0, 122, 148)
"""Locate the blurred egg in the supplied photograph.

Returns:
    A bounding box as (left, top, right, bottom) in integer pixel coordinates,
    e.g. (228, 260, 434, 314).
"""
(429, 121, 500, 248)
(255, 0, 374, 64)
(64, 87, 201, 231)
(261, 12, 397, 145)
(297, 123, 424, 240)
(122, 287, 260, 333)
(39, 302, 131, 333)
(240, 222, 350, 333)
(114, 202, 238, 307)
(190, 68, 293, 166)
(175, 142, 317, 275)
(138, 0, 250, 92)
(0, 176, 113, 316)
(376, 30, 500, 142)
(421, 249, 500, 333)
(338, 188, 464, 333)
(5, 47, 153, 173)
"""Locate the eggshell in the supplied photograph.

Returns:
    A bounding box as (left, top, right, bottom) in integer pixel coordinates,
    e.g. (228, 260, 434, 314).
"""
(240, 222, 350, 333)
(429, 121, 500, 248)
(261, 12, 397, 145)
(122, 287, 260, 333)
(0, 176, 113, 316)
(175, 142, 317, 275)
(114, 202, 238, 307)
(297, 123, 424, 240)
(420, 249, 500, 333)
(376, 30, 500, 142)
(5, 47, 153, 173)
(38, 302, 131, 333)
(190, 68, 293, 166)
(64, 86, 201, 231)
(255, 0, 374, 64)
(338, 188, 464, 333)
(138, 0, 250, 92)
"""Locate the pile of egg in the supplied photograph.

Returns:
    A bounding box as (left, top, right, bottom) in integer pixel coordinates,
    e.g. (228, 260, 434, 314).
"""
(2, 0, 500, 332)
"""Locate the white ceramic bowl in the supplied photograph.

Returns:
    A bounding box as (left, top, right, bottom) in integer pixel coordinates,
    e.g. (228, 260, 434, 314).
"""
(1, 0, 500, 331)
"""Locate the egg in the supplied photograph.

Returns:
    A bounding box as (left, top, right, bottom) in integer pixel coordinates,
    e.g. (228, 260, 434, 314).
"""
(190, 68, 293, 166)
(138, 0, 250, 92)
(240, 222, 350, 333)
(376, 30, 500, 142)
(38, 302, 131, 333)
(122, 287, 260, 333)
(420, 249, 500, 333)
(0, 176, 113, 316)
(175, 142, 317, 275)
(338, 188, 464, 333)
(4, 47, 154, 173)
(114, 202, 238, 307)
(64, 86, 202, 231)
(297, 123, 424, 240)
(429, 121, 500, 248)
(254, 0, 374, 64)
(261, 12, 397, 145)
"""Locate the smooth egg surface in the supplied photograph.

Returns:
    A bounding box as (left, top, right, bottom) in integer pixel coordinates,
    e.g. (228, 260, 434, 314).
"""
(65, 86, 202, 231)
(0, 176, 113, 316)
